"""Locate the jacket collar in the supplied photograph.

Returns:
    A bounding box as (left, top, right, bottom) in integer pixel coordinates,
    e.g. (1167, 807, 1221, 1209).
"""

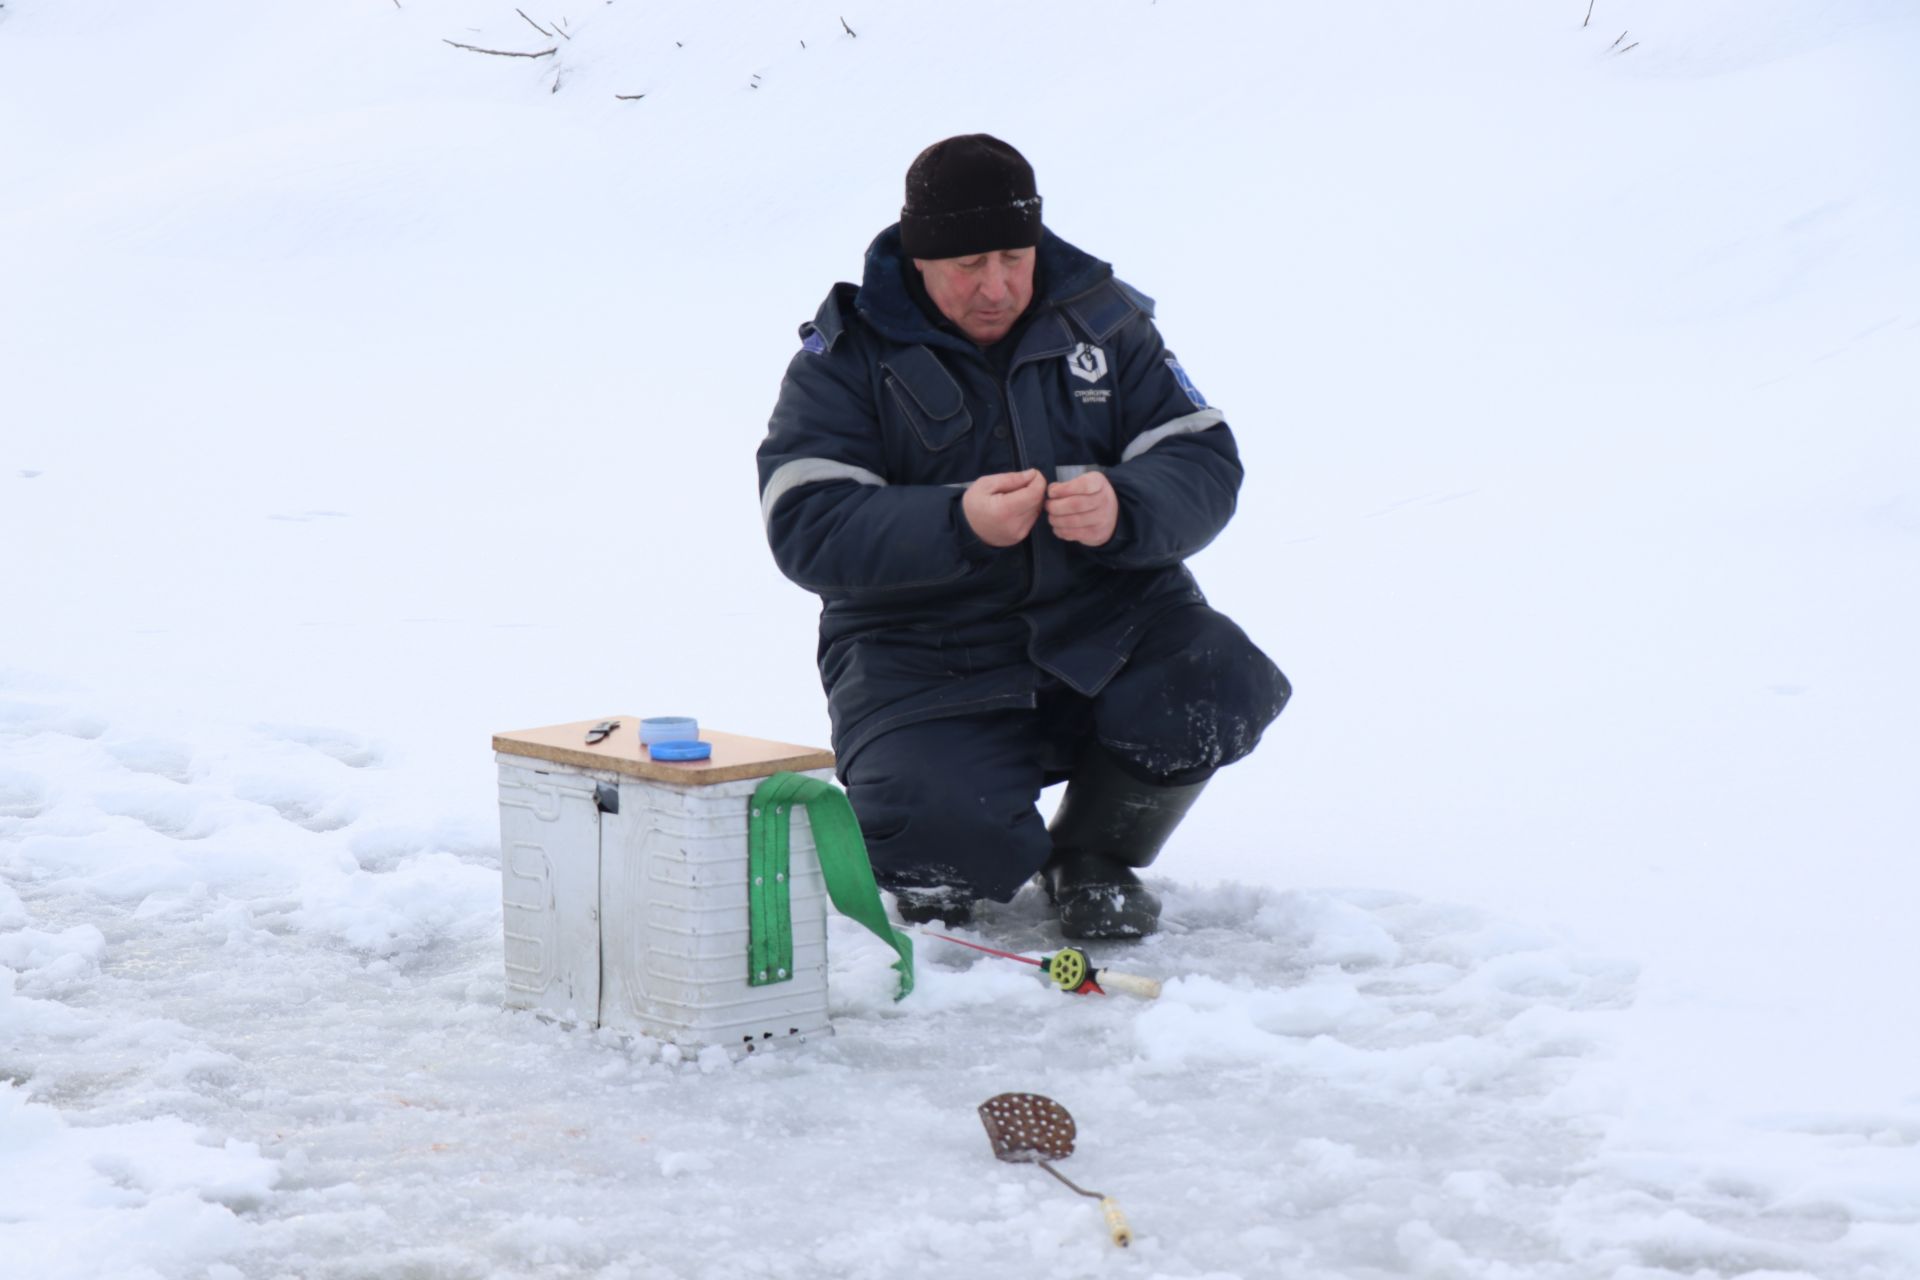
(854, 224, 1113, 359)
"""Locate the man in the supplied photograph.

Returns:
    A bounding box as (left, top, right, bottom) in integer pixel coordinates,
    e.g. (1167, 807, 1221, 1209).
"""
(757, 135, 1289, 939)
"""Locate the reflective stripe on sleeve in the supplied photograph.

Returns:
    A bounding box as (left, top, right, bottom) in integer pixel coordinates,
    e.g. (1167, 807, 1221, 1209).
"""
(760, 458, 888, 526)
(1119, 408, 1226, 462)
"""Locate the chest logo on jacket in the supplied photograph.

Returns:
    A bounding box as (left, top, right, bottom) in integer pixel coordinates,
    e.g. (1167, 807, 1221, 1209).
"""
(1066, 343, 1108, 383)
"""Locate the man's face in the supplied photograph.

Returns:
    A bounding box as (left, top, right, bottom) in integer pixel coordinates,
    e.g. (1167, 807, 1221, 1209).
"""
(913, 247, 1036, 345)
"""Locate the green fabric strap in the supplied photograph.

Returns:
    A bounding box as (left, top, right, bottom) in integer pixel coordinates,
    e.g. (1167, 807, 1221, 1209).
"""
(748, 771, 914, 1001)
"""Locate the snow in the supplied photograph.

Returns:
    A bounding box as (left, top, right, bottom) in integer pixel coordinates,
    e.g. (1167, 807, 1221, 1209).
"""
(3, 0, 1919, 1276)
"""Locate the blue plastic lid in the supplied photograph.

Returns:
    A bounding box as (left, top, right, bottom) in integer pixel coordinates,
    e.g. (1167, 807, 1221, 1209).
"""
(640, 716, 698, 745)
(649, 739, 712, 762)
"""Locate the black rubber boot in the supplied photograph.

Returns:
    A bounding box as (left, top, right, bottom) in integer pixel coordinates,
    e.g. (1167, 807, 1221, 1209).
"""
(892, 887, 974, 927)
(1043, 748, 1208, 940)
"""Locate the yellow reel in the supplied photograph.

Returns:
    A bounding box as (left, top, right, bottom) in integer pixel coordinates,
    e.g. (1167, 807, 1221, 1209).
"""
(1046, 947, 1091, 993)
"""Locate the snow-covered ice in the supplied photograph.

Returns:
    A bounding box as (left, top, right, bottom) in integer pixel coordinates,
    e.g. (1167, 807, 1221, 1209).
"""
(3, 0, 1918, 1276)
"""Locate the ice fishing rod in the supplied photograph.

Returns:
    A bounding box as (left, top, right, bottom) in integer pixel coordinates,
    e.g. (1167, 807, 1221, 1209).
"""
(898, 926, 1163, 999)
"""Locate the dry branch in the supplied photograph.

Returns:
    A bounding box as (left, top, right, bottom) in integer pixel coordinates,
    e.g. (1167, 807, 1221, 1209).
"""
(517, 9, 553, 38)
(443, 38, 556, 58)
(841, 16, 856, 37)
(616, 93, 647, 100)
(1618, 40, 1639, 54)
(1583, 0, 1594, 28)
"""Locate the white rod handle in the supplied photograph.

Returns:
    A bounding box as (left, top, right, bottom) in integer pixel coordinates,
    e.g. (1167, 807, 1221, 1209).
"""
(1095, 969, 1162, 1000)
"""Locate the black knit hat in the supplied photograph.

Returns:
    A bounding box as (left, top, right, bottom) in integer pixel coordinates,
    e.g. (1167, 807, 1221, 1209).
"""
(899, 134, 1043, 260)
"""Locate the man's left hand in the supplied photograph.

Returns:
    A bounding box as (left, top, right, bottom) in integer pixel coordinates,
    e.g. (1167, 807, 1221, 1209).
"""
(1046, 472, 1119, 547)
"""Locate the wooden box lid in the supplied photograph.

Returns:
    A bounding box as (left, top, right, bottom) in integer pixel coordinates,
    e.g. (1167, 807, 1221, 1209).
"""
(492, 717, 834, 786)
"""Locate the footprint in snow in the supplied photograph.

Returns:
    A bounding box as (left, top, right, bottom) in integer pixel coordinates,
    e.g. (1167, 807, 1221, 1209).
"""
(0, 698, 109, 740)
(349, 825, 496, 873)
(95, 788, 223, 841)
(232, 776, 360, 834)
(0, 770, 48, 820)
(258, 722, 385, 769)
(104, 736, 199, 784)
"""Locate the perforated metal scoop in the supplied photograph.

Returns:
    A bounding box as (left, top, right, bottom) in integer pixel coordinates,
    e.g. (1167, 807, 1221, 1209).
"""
(978, 1093, 1134, 1247)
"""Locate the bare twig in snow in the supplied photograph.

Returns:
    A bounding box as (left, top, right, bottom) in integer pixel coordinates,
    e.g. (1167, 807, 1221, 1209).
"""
(442, 38, 557, 58)
(1584, 0, 1594, 28)
(1610, 29, 1627, 48)
(616, 92, 647, 100)
(841, 15, 856, 37)
(1617, 40, 1639, 54)
(517, 9, 553, 38)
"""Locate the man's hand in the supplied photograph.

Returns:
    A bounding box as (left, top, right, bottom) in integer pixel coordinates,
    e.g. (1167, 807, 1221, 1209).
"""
(963, 469, 1048, 547)
(1046, 471, 1119, 547)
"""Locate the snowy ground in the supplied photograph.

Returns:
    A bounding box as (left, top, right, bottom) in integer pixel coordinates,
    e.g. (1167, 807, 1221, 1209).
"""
(4, 1, 1919, 1277)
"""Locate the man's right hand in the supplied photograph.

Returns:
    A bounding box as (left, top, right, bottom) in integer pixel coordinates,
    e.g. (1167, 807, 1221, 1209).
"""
(962, 469, 1047, 548)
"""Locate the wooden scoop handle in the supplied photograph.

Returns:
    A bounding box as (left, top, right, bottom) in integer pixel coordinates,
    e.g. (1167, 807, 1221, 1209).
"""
(1100, 1196, 1133, 1247)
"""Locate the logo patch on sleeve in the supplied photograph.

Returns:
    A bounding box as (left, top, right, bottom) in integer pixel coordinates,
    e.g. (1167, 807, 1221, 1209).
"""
(1066, 343, 1108, 383)
(1165, 356, 1208, 408)
(800, 329, 827, 354)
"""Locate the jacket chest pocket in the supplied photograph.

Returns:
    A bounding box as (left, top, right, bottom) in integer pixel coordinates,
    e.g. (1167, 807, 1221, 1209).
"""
(881, 346, 973, 453)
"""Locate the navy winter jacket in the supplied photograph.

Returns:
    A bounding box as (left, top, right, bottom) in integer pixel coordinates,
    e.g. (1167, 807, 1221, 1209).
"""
(758, 225, 1242, 770)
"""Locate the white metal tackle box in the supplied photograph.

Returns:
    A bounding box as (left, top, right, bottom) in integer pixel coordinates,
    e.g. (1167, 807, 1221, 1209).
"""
(492, 718, 836, 1054)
